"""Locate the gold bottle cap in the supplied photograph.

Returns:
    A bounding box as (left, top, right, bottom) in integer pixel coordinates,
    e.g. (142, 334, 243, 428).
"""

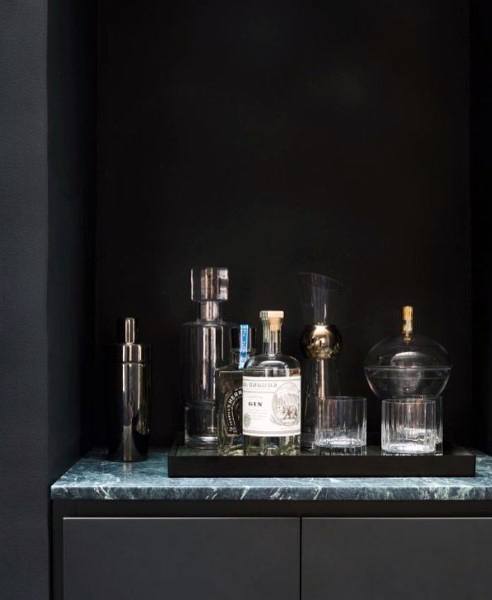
(402, 305, 414, 341)
(260, 310, 284, 332)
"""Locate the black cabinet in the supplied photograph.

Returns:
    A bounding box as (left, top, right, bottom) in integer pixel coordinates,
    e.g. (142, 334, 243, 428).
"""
(60, 513, 492, 600)
(63, 517, 299, 600)
(302, 517, 492, 600)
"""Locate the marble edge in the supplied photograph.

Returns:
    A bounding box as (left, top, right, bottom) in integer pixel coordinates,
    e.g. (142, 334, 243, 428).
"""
(50, 451, 492, 502)
(51, 486, 492, 502)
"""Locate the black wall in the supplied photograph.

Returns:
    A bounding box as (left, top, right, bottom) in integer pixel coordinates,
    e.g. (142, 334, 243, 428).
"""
(471, 0, 492, 452)
(48, 0, 97, 476)
(97, 0, 471, 445)
(0, 1, 96, 598)
(0, 2, 50, 597)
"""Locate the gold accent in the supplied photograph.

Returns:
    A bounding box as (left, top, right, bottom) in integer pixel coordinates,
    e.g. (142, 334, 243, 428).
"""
(300, 324, 342, 360)
(402, 305, 414, 342)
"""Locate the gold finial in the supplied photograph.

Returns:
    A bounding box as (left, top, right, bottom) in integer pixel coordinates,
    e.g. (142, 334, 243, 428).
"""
(402, 305, 413, 342)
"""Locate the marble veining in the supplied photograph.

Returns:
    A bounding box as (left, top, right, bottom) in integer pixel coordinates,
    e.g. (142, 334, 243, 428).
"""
(50, 450, 492, 501)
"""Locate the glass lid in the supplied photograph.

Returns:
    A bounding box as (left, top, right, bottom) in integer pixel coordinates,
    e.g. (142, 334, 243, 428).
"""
(365, 334, 451, 370)
(365, 306, 450, 369)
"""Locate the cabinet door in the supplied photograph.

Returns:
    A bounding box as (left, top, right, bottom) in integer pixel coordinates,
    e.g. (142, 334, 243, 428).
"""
(302, 517, 492, 600)
(63, 517, 299, 600)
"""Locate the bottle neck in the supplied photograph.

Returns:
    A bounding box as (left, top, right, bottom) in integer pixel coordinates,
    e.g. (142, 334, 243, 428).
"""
(199, 301, 221, 321)
(231, 349, 254, 368)
(263, 327, 281, 356)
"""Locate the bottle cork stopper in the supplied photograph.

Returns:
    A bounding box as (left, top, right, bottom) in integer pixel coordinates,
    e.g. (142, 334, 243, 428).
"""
(260, 310, 284, 332)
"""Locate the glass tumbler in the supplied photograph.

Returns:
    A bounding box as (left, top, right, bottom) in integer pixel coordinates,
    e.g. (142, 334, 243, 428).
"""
(381, 397, 437, 455)
(315, 396, 367, 450)
(435, 395, 443, 453)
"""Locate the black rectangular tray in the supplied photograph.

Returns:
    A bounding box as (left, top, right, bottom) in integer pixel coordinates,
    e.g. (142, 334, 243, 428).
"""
(168, 446, 476, 478)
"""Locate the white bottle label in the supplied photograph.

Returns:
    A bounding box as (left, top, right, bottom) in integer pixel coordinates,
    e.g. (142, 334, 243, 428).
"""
(242, 376, 301, 437)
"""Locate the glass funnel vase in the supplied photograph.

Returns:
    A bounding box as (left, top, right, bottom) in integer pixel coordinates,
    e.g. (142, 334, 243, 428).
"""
(298, 272, 342, 450)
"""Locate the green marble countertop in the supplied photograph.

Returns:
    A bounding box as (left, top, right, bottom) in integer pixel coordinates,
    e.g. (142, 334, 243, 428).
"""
(50, 450, 492, 502)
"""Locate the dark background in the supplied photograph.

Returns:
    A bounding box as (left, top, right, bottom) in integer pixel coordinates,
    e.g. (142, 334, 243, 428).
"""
(1, 2, 490, 598)
(471, 2, 492, 451)
(96, 0, 471, 446)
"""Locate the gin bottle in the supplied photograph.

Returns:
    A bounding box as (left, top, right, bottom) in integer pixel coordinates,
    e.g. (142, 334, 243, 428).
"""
(243, 311, 301, 456)
(180, 267, 233, 448)
(216, 325, 256, 455)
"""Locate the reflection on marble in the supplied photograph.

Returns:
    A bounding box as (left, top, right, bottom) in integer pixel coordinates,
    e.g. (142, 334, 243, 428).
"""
(51, 450, 492, 502)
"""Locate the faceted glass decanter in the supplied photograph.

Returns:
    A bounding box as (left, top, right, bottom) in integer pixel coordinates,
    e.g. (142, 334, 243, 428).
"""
(216, 325, 256, 455)
(180, 267, 233, 447)
(243, 311, 301, 456)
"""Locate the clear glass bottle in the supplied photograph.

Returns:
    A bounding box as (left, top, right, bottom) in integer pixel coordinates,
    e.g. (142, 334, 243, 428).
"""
(243, 311, 301, 456)
(180, 267, 233, 448)
(216, 325, 256, 455)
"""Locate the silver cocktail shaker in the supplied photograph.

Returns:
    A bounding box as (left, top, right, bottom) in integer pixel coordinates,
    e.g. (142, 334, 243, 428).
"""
(107, 317, 151, 461)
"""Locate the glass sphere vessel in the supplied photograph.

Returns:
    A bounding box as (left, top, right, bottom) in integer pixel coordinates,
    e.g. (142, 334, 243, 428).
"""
(364, 306, 451, 399)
